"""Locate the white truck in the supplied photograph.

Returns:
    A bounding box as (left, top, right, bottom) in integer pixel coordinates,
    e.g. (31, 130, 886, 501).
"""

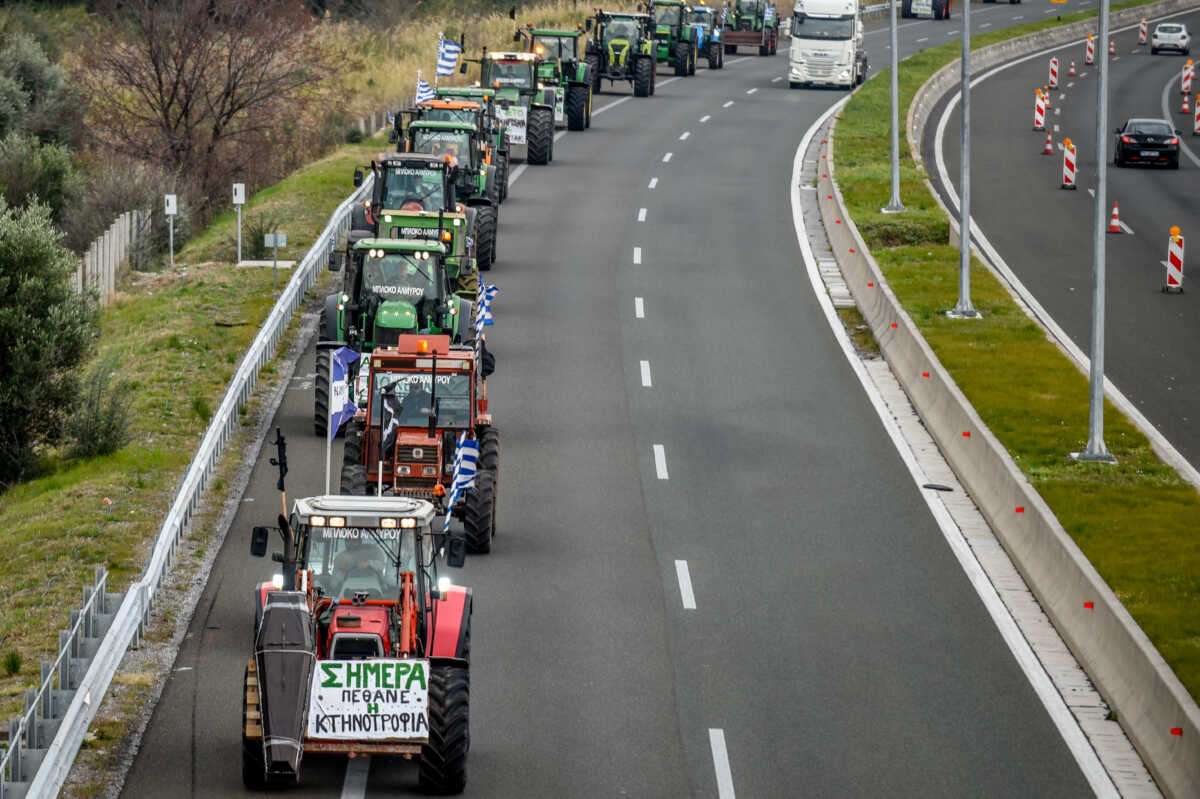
(901, 0, 953, 20)
(787, 0, 867, 89)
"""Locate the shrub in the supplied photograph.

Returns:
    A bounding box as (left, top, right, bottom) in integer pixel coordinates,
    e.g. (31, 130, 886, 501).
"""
(68, 353, 133, 459)
(0, 132, 77, 220)
(2, 649, 20, 677)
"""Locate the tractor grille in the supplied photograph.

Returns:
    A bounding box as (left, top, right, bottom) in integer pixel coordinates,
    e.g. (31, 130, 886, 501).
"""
(397, 445, 438, 464)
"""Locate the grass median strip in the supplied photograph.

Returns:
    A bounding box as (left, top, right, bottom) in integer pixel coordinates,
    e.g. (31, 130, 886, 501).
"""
(0, 134, 387, 719)
(834, 1, 1200, 701)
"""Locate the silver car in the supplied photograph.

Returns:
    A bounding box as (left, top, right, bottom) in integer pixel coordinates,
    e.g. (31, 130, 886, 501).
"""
(1151, 23, 1190, 55)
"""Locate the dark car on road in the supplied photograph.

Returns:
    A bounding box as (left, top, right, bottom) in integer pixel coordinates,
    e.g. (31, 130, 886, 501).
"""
(1113, 118, 1181, 169)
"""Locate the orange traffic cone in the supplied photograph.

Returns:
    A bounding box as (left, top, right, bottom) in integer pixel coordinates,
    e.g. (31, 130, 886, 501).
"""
(1069, 60, 1077, 77)
(1108, 202, 1123, 234)
(1108, 40, 1116, 55)
(1042, 131, 1054, 155)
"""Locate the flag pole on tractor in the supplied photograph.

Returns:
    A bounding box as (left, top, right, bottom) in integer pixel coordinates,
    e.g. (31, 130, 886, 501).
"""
(323, 346, 361, 494)
(436, 33, 444, 92)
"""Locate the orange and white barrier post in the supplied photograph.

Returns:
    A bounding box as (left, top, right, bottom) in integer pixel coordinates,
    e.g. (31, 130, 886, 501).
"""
(1069, 60, 1077, 77)
(1193, 96, 1200, 135)
(1049, 57, 1059, 89)
(1138, 18, 1147, 45)
(1086, 35, 1095, 65)
(1043, 86, 1051, 109)
(1164, 227, 1185, 293)
(1034, 89, 1046, 130)
(1183, 60, 1194, 95)
(1107, 202, 1123, 234)
(1108, 40, 1116, 56)
(1183, 92, 1191, 116)
(1061, 138, 1077, 189)
(1043, 130, 1055, 155)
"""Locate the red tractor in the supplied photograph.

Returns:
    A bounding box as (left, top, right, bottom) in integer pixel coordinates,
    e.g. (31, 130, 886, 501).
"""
(243, 491, 472, 793)
(340, 334, 499, 554)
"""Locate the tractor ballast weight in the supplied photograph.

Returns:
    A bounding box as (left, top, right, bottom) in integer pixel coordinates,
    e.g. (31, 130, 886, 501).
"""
(244, 494, 472, 792)
(584, 11, 658, 96)
(723, 0, 779, 54)
(516, 24, 594, 131)
(464, 51, 556, 165)
(647, 0, 699, 76)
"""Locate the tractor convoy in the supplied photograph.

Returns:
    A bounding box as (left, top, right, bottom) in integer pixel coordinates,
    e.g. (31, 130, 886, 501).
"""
(246, 2, 784, 793)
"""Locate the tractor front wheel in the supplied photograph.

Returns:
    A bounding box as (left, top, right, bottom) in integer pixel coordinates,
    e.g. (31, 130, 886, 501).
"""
(566, 84, 588, 131)
(340, 463, 367, 495)
(463, 469, 496, 553)
(633, 57, 653, 97)
(496, 150, 509, 202)
(526, 107, 553, 165)
(587, 54, 602, 93)
(418, 664, 469, 795)
(314, 348, 330, 438)
(708, 41, 721, 69)
(477, 425, 500, 536)
(474, 206, 497, 272)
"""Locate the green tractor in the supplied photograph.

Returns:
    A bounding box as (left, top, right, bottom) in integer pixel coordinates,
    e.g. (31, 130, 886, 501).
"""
(723, 0, 779, 55)
(648, 0, 699, 76)
(462, 51, 556, 165)
(584, 11, 658, 97)
(402, 119, 501, 272)
(315, 237, 474, 438)
(515, 23, 594, 131)
(433, 87, 511, 200)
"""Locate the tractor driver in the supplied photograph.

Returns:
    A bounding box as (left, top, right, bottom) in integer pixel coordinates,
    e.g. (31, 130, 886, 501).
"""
(396, 377, 433, 425)
(332, 535, 387, 597)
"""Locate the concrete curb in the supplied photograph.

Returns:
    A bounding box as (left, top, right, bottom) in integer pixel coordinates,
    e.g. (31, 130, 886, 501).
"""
(824, 7, 1200, 794)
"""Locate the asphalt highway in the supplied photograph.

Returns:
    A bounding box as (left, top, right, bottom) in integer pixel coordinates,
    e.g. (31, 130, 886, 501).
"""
(122, 4, 1105, 797)
(932, 5, 1200, 468)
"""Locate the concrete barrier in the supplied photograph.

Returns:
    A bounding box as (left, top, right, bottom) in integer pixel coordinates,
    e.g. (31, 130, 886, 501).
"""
(825, 5, 1200, 792)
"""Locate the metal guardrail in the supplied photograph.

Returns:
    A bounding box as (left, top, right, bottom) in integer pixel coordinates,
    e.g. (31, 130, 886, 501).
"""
(1, 176, 374, 799)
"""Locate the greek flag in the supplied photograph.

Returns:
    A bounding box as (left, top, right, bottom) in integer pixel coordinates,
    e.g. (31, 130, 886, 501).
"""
(328, 347, 361, 441)
(416, 77, 435, 103)
(437, 38, 463, 77)
(473, 282, 498, 336)
(443, 433, 479, 530)
(764, 6, 775, 22)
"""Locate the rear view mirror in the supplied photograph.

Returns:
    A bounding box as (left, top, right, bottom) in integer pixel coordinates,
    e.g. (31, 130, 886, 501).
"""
(328, 249, 342, 273)
(460, 62, 468, 74)
(509, 5, 516, 19)
(446, 535, 467, 568)
(353, 167, 364, 187)
(250, 526, 271, 557)
(586, 18, 594, 31)
(388, 129, 398, 143)
(1113, 128, 1121, 134)
(513, 30, 522, 42)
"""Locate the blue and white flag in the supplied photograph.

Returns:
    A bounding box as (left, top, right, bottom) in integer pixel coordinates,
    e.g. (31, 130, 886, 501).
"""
(443, 432, 480, 530)
(764, 6, 775, 22)
(416, 77, 435, 103)
(473, 282, 498, 336)
(328, 347, 361, 441)
(436, 38, 463, 77)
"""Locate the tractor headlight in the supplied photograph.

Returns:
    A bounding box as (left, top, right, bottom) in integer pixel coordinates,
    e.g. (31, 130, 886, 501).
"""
(271, 574, 284, 588)
(437, 576, 452, 593)
(398, 465, 412, 475)
(422, 466, 438, 477)
(384, 214, 392, 223)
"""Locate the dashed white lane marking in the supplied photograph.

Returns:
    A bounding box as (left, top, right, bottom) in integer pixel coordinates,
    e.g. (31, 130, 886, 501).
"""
(700, 114, 711, 122)
(917, 36, 929, 42)
(771, 76, 783, 82)
(638, 207, 647, 222)
(1057, 92, 1065, 100)
(341, 755, 370, 799)
(663, 152, 673, 162)
(648, 177, 659, 189)
(675, 560, 696, 609)
(1044, 7, 1055, 13)
(1014, 14, 1024, 19)
(1112, 55, 1120, 61)
(653, 444, 669, 479)
(1054, 123, 1061, 132)
(635, 297, 645, 318)
(708, 729, 735, 799)
(1054, 107, 1061, 115)
(746, 87, 758, 94)
(633, 247, 642, 265)
(680, 131, 691, 140)
(1080, 71, 1088, 78)
(723, 100, 735, 107)
(981, 22, 992, 28)
(640, 360, 652, 387)
(1067, 81, 1075, 88)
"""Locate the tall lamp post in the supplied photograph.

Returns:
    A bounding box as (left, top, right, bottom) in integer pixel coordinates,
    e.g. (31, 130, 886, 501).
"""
(881, 0, 906, 215)
(948, 0, 980, 319)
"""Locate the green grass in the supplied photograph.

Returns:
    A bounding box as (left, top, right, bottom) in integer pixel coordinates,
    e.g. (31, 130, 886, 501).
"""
(0, 132, 388, 719)
(835, 0, 1200, 701)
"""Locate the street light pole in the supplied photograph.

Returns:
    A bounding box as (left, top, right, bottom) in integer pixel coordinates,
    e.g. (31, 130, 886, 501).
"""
(881, 0, 906, 214)
(948, 0, 980, 319)
(1079, 0, 1116, 462)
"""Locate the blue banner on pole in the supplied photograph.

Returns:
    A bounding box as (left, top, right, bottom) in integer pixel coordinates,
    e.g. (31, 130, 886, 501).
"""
(329, 347, 361, 440)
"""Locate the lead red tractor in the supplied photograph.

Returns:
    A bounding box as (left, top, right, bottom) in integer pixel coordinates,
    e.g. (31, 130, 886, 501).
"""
(243, 493, 472, 793)
(340, 334, 499, 554)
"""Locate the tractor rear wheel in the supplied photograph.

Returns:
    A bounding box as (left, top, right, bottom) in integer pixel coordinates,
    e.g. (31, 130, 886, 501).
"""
(463, 469, 495, 553)
(477, 426, 500, 535)
(587, 54, 601, 93)
(566, 84, 588, 131)
(634, 57, 653, 97)
(708, 41, 720, 69)
(418, 664, 469, 795)
(526, 107, 553, 165)
(474, 206, 497, 272)
(495, 151, 508, 202)
(340, 463, 366, 495)
(342, 420, 363, 468)
(314, 349, 330, 438)
(585, 87, 592, 127)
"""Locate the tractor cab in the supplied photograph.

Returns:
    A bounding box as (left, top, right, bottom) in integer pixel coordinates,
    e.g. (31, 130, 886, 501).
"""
(465, 51, 556, 164)
(405, 120, 499, 212)
(244, 493, 472, 792)
(413, 98, 487, 129)
(648, 0, 699, 74)
(515, 24, 595, 130)
(733, 0, 771, 30)
(433, 86, 512, 203)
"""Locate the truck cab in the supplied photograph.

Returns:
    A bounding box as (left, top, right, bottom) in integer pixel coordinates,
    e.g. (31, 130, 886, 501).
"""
(787, 0, 866, 89)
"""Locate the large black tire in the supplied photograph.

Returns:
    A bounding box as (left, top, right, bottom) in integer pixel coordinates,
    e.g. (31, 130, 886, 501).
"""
(350, 202, 371, 234)
(526, 107, 553, 165)
(708, 41, 720, 69)
(343, 420, 363, 468)
(688, 41, 697, 74)
(474, 205, 497, 272)
(462, 469, 495, 554)
(418, 665, 469, 795)
(674, 42, 690, 76)
(340, 462, 367, 495)
(634, 56, 652, 97)
(322, 293, 339, 341)
(496, 151, 509, 202)
(901, 0, 913, 17)
(476, 426, 499, 536)
(566, 84, 588, 131)
(587, 54, 601, 93)
(314, 348, 330, 438)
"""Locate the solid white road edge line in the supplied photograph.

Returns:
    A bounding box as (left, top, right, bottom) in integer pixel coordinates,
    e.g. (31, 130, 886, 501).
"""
(340, 755, 370, 799)
(653, 444, 668, 479)
(795, 97, 1119, 799)
(640, 360, 652, 387)
(674, 560, 696, 609)
(635, 297, 645, 318)
(708, 729, 735, 799)
(933, 17, 1200, 490)
(633, 246, 642, 264)
(1159, 74, 1200, 167)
